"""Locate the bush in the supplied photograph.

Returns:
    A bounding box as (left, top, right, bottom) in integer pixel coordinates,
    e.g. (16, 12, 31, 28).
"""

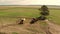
(40, 5, 49, 16)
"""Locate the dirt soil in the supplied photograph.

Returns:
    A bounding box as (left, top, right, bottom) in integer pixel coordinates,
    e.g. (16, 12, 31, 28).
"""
(0, 19, 60, 34)
(45, 19, 60, 34)
(0, 19, 46, 34)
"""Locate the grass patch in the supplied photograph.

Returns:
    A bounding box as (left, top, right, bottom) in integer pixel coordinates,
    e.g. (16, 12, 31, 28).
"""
(0, 6, 60, 25)
(0, 7, 40, 17)
(48, 9, 60, 25)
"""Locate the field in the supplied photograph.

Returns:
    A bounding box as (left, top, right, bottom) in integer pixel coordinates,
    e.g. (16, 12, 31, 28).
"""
(0, 6, 60, 34)
(0, 6, 60, 24)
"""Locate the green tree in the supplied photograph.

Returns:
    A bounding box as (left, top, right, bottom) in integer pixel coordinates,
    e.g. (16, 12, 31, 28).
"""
(40, 5, 49, 16)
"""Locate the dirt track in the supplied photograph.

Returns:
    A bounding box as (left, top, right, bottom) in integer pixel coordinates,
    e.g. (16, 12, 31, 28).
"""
(0, 19, 46, 34)
(0, 18, 60, 34)
(45, 20, 60, 34)
(0, 23, 46, 34)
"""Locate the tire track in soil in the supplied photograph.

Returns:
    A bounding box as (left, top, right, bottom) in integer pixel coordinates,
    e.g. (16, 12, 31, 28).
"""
(45, 19, 60, 34)
(0, 24, 36, 34)
(0, 18, 50, 34)
(0, 23, 43, 34)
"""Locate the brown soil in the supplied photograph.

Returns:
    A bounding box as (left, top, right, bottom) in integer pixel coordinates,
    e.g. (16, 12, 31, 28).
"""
(0, 19, 45, 34)
(0, 18, 60, 34)
(45, 19, 60, 34)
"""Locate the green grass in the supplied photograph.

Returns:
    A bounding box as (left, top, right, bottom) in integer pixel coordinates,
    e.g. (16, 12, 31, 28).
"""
(0, 7, 40, 17)
(0, 7, 60, 25)
(48, 9, 60, 25)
